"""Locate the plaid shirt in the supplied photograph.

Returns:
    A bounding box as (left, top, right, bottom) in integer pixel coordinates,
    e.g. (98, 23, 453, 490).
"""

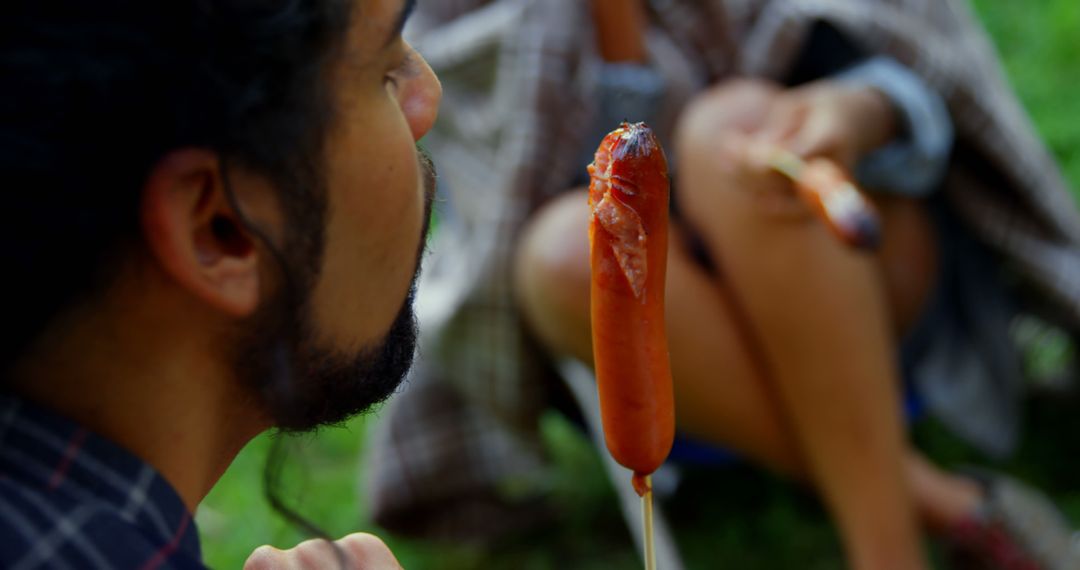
(0, 396, 203, 569)
(366, 0, 1080, 542)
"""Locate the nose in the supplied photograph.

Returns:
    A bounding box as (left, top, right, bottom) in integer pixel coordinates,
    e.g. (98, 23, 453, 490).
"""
(402, 44, 442, 141)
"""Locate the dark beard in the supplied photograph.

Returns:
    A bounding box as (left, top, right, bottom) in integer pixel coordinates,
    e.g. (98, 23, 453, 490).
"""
(261, 276, 421, 432)
(240, 150, 435, 432)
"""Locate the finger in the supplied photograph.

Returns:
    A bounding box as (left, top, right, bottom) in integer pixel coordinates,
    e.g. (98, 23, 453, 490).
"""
(677, 99, 796, 207)
(337, 533, 402, 569)
(246, 538, 344, 569)
(682, 131, 806, 224)
(244, 545, 288, 570)
(289, 538, 346, 569)
(739, 146, 812, 220)
(755, 96, 806, 144)
(785, 108, 829, 156)
(784, 110, 858, 168)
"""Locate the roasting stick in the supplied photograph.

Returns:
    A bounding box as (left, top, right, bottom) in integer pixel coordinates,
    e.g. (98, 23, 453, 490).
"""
(642, 475, 656, 570)
(763, 146, 807, 181)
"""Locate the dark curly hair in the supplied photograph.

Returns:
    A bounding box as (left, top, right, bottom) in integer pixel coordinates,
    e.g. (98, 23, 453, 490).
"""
(0, 0, 352, 371)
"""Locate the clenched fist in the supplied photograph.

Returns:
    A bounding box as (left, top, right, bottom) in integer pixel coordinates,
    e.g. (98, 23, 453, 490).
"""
(244, 533, 402, 570)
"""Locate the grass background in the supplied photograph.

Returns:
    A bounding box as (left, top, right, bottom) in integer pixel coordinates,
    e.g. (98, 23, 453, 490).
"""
(197, 1, 1080, 568)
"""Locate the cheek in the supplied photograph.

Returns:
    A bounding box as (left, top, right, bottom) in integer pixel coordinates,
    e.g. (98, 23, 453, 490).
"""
(309, 109, 424, 349)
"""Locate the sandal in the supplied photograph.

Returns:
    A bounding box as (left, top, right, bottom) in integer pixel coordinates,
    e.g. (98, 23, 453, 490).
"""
(944, 469, 1078, 570)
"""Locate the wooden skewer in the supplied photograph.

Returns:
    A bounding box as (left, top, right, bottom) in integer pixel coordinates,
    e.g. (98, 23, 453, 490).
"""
(764, 146, 806, 181)
(642, 475, 656, 570)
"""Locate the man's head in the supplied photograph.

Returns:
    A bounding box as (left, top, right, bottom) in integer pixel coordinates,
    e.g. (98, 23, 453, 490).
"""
(2, 0, 441, 431)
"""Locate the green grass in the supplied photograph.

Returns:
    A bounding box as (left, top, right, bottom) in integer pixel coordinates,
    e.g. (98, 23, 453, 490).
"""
(199, 2, 1080, 568)
(971, 0, 1080, 189)
(972, 0, 1080, 186)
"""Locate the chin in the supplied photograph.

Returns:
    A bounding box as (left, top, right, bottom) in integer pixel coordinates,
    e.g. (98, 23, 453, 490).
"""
(241, 282, 419, 433)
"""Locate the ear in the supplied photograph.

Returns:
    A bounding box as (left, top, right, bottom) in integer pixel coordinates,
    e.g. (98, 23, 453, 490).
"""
(140, 149, 261, 318)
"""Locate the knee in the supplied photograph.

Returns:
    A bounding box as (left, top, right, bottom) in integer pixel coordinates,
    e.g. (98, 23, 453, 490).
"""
(674, 77, 781, 193)
(674, 79, 781, 202)
(677, 77, 781, 141)
(514, 190, 593, 359)
(674, 81, 811, 238)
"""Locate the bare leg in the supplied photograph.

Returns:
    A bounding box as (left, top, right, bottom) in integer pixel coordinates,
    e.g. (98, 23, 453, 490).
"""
(675, 96, 927, 568)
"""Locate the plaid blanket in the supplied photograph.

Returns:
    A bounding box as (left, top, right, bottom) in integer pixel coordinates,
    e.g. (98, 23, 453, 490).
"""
(364, 0, 1080, 541)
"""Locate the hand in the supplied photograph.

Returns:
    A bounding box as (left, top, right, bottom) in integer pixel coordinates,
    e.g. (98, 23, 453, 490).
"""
(675, 78, 895, 222)
(244, 533, 402, 570)
(755, 80, 898, 169)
